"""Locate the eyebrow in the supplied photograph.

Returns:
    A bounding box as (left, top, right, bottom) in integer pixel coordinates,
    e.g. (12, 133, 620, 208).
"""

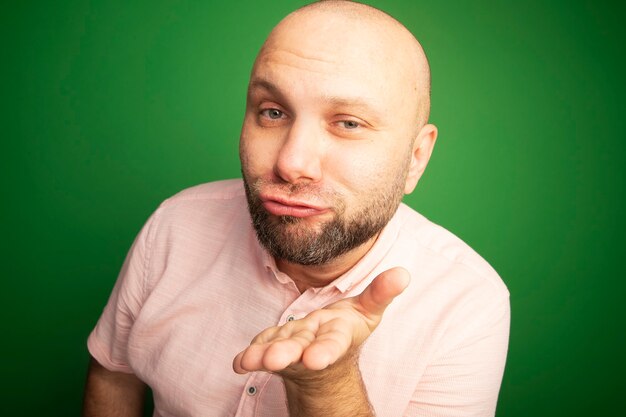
(249, 79, 281, 96)
(249, 78, 382, 122)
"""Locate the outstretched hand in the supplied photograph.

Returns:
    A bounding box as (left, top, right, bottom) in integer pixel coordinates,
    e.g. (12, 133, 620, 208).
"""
(232, 267, 410, 376)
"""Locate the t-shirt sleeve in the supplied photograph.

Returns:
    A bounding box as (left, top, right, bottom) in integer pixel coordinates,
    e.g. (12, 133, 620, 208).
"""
(87, 210, 158, 373)
(404, 292, 510, 417)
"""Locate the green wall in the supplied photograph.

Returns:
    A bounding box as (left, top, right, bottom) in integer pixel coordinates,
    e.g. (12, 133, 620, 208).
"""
(3, 1, 624, 415)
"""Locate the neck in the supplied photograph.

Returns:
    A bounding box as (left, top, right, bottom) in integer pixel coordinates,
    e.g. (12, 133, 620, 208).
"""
(276, 234, 379, 293)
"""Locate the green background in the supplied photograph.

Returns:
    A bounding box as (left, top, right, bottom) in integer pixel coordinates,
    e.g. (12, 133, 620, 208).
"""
(3, 0, 624, 415)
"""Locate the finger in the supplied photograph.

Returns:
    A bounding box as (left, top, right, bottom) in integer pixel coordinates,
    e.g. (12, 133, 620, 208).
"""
(262, 329, 316, 371)
(357, 267, 410, 318)
(302, 328, 351, 370)
(234, 326, 281, 374)
(273, 317, 317, 340)
(233, 324, 317, 374)
(300, 317, 352, 370)
(233, 343, 268, 374)
(250, 326, 281, 344)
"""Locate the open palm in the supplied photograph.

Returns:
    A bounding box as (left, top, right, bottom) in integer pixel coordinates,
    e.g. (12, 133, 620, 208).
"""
(233, 267, 410, 375)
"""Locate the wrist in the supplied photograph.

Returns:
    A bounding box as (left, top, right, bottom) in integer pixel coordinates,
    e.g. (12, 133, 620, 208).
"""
(282, 347, 359, 390)
(281, 349, 374, 417)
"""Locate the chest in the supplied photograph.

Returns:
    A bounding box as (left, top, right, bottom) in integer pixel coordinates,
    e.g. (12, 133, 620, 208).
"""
(125, 261, 432, 416)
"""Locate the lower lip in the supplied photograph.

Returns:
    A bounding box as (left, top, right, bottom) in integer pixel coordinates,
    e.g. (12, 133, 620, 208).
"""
(262, 200, 328, 218)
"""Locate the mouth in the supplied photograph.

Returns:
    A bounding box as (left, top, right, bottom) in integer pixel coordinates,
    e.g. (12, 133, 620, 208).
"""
(259, 194, 330, 218)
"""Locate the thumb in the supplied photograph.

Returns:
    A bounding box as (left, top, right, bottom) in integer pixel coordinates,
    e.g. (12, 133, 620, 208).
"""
(357, 267, 410, 318)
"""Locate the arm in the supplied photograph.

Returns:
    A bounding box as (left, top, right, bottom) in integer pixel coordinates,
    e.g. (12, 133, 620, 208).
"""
(83, 356, 147, 417)
(282, 349, 373, 417)
(233, 267, 410, 417)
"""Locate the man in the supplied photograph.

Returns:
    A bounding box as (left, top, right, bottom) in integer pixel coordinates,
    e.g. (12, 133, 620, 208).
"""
(83, 1, 510, 416)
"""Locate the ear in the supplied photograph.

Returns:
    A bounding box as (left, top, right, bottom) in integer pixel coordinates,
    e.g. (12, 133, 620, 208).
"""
(404, 123, 438, 194)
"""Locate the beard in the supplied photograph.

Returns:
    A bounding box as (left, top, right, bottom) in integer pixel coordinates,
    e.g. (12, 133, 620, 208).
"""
(242, 172, 407, 266)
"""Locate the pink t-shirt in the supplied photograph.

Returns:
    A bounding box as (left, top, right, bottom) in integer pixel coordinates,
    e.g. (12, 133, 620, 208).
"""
(88, 179, 509, 417)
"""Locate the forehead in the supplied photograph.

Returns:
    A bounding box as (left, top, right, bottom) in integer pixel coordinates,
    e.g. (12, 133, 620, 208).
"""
(254, 46, 380, 92)
(248, 9, 423, 128)
(251, 46, 412, 121)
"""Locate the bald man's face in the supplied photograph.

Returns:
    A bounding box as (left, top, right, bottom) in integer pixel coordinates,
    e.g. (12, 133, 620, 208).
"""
(239, 11, 430, 265)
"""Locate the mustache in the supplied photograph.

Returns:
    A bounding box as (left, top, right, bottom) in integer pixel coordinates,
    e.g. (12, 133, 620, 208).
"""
(251, 178, 332, 198)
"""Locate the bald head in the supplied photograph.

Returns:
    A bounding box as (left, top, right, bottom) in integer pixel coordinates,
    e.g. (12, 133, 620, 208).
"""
(256, 0, 431, 129)
(239, 1, 439, 268)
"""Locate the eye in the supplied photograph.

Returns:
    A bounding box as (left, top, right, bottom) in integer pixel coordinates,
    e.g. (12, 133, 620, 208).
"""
(260, 108, 285, 120)
(339, 120, 360, 129)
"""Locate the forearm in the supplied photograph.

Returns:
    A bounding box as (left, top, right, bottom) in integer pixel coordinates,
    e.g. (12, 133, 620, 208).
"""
(283, 351, 374, 417)
(83, 357, 146, 417)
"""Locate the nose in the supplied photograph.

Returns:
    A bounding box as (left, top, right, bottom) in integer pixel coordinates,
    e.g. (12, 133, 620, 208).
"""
(274, 118, 323, 184)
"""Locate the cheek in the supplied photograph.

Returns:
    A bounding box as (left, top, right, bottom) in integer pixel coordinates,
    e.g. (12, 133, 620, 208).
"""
(240, 124, 280, 178)
(323, 143, 388, 194)
(323, 140, 411, 200)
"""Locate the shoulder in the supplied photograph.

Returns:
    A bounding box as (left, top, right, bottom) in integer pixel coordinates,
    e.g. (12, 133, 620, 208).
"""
(142, 179, 250, 247)
(377, 204, 509, 354)
(392, 203, 508, 299)
(160, 178, 246, 206)
(152, 179, 247, 218)
(137, 179, 253, 288)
